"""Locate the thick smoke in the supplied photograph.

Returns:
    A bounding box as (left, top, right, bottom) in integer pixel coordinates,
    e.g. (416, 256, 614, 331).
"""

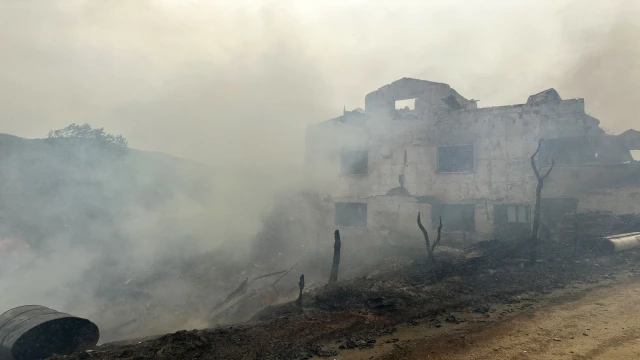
(0, 0, 638, 342)
(557, 0, 640, 133)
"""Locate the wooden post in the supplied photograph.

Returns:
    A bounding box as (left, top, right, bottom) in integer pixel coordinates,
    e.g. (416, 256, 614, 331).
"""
(329, 230, 341, 284)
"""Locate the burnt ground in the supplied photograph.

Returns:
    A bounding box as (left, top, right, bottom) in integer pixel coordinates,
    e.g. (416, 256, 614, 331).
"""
(50, 240, 640, 360)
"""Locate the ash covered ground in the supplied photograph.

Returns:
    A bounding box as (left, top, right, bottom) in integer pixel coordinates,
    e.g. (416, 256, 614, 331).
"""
(50, 238, 640, 360)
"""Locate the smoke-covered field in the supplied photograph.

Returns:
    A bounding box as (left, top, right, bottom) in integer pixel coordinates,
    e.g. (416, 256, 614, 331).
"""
(0, 0, 638, 345)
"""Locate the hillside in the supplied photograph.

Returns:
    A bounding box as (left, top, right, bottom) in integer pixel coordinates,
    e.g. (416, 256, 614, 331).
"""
(0, 133, 224, 341)
(0, 133, 213, 252)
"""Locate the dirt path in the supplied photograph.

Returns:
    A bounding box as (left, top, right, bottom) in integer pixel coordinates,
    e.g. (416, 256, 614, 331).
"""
(335, 276, 640, 359)
(449, 282, 640, 359)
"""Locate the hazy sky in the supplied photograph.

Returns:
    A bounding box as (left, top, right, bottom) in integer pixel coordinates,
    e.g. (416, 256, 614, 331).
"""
(1, 0, 638, 169)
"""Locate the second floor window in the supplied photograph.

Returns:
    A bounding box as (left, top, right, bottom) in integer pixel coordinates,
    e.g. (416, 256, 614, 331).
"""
(335, 202, 367, 227)
(437, 145, 474, 172)
(340, 150, 368, 175)
(507, 205, 531, 223)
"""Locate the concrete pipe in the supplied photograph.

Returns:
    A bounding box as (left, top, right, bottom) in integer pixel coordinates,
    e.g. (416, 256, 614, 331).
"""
(0, 305, 99, 360)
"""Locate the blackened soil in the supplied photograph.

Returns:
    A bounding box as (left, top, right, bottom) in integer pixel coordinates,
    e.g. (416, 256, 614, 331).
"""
(50, 242, 640, 360)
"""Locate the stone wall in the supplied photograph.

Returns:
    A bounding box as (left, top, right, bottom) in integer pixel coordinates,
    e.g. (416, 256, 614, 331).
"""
(305, 78, 638, 246)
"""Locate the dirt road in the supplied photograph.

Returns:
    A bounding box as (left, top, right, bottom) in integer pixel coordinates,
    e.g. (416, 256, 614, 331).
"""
(338, 277, 640, 359)
(442, 282, 640, 359)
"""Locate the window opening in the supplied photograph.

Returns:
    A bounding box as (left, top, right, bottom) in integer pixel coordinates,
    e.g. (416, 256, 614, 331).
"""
(335, 202, 367, 227)
(340, 151, 368, 175)
(437, 145, 474, 172)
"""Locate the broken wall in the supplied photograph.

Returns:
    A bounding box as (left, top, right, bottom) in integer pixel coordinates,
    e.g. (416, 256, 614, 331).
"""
(578, 187, 640, 214)
(306, 79, 638, 247)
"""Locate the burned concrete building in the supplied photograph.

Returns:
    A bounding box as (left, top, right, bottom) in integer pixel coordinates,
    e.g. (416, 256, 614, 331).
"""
(305, 78, 640, 247)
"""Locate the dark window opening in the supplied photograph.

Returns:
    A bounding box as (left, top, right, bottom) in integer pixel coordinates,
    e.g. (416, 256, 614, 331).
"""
(433, 204, 475, 231)
(540, 198, 578, 232)
(506, 205, 530, 223)
(494, 204, 532, 240)
(335, 202, 367, 227)
(437, 145, 474, 172)
(539, 137, 596, 166)
(341, 151, 368, 175)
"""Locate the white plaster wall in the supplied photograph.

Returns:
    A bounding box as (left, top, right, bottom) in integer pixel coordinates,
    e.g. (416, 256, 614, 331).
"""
(305, 83, 634, 241)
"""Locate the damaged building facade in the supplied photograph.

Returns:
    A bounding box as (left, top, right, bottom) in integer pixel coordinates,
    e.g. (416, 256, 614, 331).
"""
(305, 78, 640, 247)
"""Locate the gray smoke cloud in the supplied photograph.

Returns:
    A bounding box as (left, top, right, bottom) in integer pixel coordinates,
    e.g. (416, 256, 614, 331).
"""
(0, 0, 638, 341)
(557, 0, 640, 133)
(1, 1, 637, 155)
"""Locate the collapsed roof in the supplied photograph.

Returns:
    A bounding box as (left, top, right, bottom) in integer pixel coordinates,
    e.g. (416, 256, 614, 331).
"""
(526, 88, 562, 105)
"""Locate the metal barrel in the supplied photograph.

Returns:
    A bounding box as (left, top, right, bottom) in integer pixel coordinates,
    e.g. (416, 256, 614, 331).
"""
(598, 232, 640, 254)
(0, 305, 99, 360)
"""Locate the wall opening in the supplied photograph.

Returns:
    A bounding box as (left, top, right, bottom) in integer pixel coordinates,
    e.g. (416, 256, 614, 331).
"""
(507, 205, 530, 223)
(340, 150, 368, 175)
(335, 202, 367, 227)
(539, 137, 596, 165)
(494, 204, 531, 240)
(433, 204, 475, 231)
(395, 98, 416, 111)
(437, 145, 474, 172)
(541, 198, 578, 234)
(632, 150, 640, 161)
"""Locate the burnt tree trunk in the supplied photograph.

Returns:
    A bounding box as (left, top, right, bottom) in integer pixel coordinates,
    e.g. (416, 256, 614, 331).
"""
(530, 181, 544, 265)
(529, 139, 555, 266)
(297, 274, 305, 307)
(573, 210, 579, 256)
(417, 213, 443, 269)
(329, 230, 341, 284)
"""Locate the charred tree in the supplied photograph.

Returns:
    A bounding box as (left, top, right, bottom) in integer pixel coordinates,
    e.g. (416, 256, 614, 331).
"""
(529, 139, 555, 266)
(297, 274, 305, 307)
(417, 213, 443, 269)
(328, 230, 341, 284)
(573, 210, 579, 256)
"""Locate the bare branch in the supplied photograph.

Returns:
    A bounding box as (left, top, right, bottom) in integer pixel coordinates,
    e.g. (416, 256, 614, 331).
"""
(271, 263, 298, 287)
(533, 138, 544, 157)
(252, 270, 287, 282)
(417, 212, 431, 248)
(221, 278, 248, 304)
(530, 139, 543, 180)
(431, 216, 443, 252)
(541, 159, 555, 180)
